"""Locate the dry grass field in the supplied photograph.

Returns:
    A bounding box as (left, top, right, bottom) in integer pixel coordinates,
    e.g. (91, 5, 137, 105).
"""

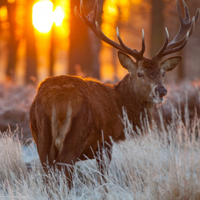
(0, 81, 200, 199)
(1, 103, 200, 199)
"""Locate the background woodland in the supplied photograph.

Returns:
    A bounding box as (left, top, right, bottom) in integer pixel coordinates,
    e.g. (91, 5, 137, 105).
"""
(0, 0, 199, 85)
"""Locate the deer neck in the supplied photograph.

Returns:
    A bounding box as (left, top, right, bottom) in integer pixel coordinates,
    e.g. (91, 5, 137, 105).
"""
(115, 74, 154, 131)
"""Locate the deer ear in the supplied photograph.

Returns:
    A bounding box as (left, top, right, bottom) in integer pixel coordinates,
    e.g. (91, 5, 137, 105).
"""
(160, 56, 182, 72)
(118, 51, 137, 72)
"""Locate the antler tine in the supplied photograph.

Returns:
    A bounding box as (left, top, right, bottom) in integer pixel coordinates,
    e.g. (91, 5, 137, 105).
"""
(75, 0, 144, 61)
(75, 3, 92, 26)
(195, 8, 200, 22)
(84, 0, 98, 22)
(116, 28, 134, 54)
(166, 0, 191, 46)
(153, 28, 169, 59)
(188, 17, 195, 37)
(162, 31, 189, 57)
(188, 8, 200, 37)
(139, 29, 145, 56)
(116, 27, 143, 60)
(153, 0, 199, 60)
(80, 0, 85, 18)
(95, 21, 130, 53)
(167, 0, 198, 47)
(189, 9, 200, 36)
(74, 6, 85, 24)
(93, 0, 98, 22)
(182, 0, 190, 22)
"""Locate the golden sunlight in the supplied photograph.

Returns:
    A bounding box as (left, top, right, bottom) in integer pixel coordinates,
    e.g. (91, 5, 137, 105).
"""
(7, 0, 15, 3)
(32, 0, 65, 33)
(0, 6, 7, 21)
(53, 6, 65, 26)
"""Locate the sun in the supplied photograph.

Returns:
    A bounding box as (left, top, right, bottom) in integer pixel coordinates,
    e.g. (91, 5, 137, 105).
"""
(32, 0, 65, 33)
(53, 6, 65, 26)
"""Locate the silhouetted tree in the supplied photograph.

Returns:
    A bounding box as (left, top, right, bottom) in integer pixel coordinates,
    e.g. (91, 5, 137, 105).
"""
(150, 0, 165, 57)
(24, 0, 37, 84)
(4, 0, 18, 80)
(69, 0, 104, 79)
(49, 0, 56, 77)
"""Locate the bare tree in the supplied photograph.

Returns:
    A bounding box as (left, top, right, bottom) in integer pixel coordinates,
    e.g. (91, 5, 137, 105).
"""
(49, 0, 56, 77)
(3, 0, 19, 80)
(24, 0, 37, 84)
(69, 0, 104, 79)
(150, 0, 165, 57)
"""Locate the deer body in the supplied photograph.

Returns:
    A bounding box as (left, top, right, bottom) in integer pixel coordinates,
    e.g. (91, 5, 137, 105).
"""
(30, 0, 199, 183)
(30, 72, 156, 169)
(30, 54, 181, 172)
(31, 75, 122, 165)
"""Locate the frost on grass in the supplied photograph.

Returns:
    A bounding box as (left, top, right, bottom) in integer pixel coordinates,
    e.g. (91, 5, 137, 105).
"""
(1, 106, 200, 199)
(0, 131, 27, 184)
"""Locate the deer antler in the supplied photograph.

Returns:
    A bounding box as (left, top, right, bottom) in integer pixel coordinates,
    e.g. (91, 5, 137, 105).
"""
(74, 0, 145, 61)
(153, 0, 200, 60)
(75, 0, 199, 62)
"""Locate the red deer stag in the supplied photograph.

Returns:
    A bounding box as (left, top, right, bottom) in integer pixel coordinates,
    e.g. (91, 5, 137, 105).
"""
(30, 0, 199, 181)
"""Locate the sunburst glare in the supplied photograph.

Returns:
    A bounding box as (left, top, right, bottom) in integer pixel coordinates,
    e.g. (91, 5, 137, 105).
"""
(32, 0, 65, 33)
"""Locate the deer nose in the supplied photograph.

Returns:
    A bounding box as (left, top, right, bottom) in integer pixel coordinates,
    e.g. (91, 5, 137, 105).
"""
(155, 86, 167, 97)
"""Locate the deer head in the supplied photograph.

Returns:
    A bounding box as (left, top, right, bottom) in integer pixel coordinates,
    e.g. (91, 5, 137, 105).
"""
(75, 0, 199, 104)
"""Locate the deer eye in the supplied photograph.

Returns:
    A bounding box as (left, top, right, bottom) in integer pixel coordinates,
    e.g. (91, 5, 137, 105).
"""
(162, 72, 166, 77)
(137, 72, 143, 78)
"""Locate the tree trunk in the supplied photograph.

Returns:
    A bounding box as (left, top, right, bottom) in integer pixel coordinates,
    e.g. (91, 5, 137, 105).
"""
(6, 1, 18, 81)
(150, 0, 165, 58)
(24, 0, 37, 84)
(49, 0, 56, 77)
(0, 0, 7, 7)
(69, 0, 104, 79)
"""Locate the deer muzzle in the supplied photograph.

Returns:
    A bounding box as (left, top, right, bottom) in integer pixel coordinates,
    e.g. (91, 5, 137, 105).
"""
(155, 85, 167, 98)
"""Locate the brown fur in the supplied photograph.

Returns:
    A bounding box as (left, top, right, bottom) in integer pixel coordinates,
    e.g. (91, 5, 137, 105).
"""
(30, 74, 156, 172)
(30, 51, 183, 182)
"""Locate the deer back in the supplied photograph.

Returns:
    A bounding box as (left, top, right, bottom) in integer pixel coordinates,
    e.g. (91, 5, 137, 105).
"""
(30, 75, 124, 165)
